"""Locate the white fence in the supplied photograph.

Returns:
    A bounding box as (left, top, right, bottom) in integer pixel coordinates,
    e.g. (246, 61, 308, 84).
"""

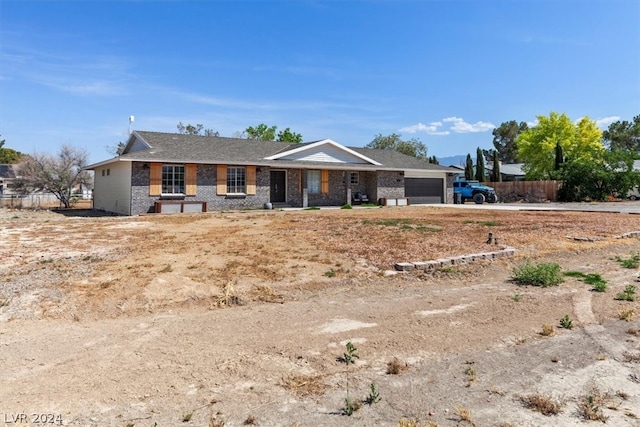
(0, 193, 62, 208)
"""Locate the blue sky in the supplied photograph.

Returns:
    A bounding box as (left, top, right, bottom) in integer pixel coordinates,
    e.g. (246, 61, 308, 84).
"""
(1, 0, 639, 165)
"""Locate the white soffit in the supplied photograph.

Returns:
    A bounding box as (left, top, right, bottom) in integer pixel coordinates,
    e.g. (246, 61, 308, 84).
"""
(264, 139, 382, 165)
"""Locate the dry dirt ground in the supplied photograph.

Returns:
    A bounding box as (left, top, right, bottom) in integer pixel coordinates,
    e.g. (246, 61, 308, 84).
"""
(1, 205, 640, 427)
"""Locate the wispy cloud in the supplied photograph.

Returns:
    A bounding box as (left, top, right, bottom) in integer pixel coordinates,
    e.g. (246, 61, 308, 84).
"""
(400, 117, 496, 136)
(595, 116, 620, 128)
(442, 117, 496, 133)
(399, 122, 449, 135)
(2, 46, 131, 96)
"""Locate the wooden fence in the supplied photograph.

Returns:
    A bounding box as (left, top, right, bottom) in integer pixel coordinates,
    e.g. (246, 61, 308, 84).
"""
(481, 180, 560, 202)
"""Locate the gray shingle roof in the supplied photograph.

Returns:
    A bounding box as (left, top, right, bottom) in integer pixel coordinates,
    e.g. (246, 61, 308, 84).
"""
(87, 131, 458, 173)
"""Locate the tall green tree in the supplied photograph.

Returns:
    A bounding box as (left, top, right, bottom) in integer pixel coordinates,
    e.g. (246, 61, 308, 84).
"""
(244, 124, 303, 143)
(475, 147, 486, 182)
(177, 122, 219, 136)
(491, 150, 501, 182)
(0, 138, 23, 164)
(365, 133, 428, 160)
(14, 144, 92, 208)
(276, 127, 303, 143)
(602, 115, 640, 152)
(517, 112, 604, 180)
(558, 150, 640, 202)
(491, 120, 528, 163)
(245, 123, 277, 141)
(464, 154, 474, 180)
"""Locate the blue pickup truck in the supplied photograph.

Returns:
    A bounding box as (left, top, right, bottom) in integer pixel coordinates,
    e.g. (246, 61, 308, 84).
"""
(453, 179, 498, 204)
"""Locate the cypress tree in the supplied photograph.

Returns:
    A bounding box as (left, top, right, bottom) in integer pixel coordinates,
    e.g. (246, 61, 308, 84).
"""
(475, 147, 486, 182)
(465, 154, 474, 180)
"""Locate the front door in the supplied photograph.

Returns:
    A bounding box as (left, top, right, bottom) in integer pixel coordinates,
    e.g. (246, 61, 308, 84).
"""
(270, 171, 286, 203)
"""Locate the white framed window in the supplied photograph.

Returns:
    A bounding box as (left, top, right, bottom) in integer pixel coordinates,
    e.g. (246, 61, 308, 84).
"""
(227, 166, 246, 194)
(350, 172, 359, 185)
(162, 165, 185, 194)
(308, 170, 321, 194)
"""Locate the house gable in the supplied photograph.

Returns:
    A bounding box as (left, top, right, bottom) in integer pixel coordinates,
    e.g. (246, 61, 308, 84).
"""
(265, 139, 382, 166)
(122, 132, 152, 155)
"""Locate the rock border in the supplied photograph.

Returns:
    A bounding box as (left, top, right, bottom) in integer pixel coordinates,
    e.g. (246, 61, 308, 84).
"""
(616, 231, 640, 239)
(393, 246, 516, 272)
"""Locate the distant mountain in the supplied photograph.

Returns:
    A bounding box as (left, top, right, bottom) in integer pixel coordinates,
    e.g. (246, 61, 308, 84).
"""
(437, 155, 467, 167)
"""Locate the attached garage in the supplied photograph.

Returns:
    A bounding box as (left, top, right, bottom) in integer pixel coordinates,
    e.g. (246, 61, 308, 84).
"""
(404, 177, 444, 204)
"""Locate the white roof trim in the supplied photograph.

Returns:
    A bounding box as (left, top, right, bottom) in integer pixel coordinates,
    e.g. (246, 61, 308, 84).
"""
(264, 139, 382, 166)
(121, 131, 152, 154)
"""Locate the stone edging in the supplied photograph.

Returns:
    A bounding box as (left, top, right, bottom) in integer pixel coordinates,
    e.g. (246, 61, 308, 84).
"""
(394, 246, 516, 272)
(616, 231, 640, 239)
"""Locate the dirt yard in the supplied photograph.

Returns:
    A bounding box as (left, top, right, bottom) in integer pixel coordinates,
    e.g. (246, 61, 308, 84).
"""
(1, 205, 640, 427)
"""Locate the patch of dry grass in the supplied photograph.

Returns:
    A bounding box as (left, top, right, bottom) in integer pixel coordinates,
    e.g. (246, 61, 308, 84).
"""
(519, 393, 564, 415)
(281, 374, 327, 398)
(250, 285, 285, 303)
(578, 383, 612, 422)
(455, 405, 476, 426)
(386, 358, 409, 375)
(540, 324, 555, 337)
(618, 308, 637, 322)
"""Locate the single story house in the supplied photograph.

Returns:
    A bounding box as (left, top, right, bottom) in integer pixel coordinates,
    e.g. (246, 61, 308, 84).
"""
(0, 164, 17, 196)
(86, 131, 460, 215)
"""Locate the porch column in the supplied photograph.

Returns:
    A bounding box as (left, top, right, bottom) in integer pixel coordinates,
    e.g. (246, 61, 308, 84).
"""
(302, 170, 308, 208)
(346, 171, 352, 206)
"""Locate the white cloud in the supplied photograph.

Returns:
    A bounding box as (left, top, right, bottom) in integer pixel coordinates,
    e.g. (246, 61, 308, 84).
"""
(400, 117, 496, 136)
(595, 116, 620, 128)
(442, 117, 496, 133)
(399, 122, 449, 135)
(526, 120, 539, 127)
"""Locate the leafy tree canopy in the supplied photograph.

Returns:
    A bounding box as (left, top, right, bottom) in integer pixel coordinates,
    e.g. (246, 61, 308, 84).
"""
(0, 137, 23, 164)
(365, 133, 428, 160)
(244, 124, 302, 143)
(557, 149, 640, 202)
(14, 144, 92, 208)
(276, 127, 303, 143)
(491, 120, 528, 163)
(177, 122, 219, 137)
(245, 124, 277, 141)
(516, 112, 604, 180)
(602, 115, 640, 152)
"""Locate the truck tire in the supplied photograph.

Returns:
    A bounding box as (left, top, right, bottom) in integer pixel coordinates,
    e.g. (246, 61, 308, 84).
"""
(473, 192, 485, 204)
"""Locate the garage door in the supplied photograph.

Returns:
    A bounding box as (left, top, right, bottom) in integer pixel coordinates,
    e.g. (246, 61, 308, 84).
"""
(404, 178, 444, 204)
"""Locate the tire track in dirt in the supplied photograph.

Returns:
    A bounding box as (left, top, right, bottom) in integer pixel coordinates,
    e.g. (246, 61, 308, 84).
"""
(572, 286, 632, 358)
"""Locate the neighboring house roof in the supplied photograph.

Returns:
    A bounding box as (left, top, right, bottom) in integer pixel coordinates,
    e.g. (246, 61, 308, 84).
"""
(87, 131, 459, 174)
(499, 163, 525, 177)
(487, 162, 525, 177)
(0, 164, 17, 179)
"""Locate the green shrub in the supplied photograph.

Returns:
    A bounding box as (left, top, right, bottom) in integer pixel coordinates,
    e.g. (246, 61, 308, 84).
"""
(340, 204, 353, 209)
(615, 285, 637, 301)
(559, 315, 573, 329)
(592, 281, 607, 292)
(564, 271, 607, 292)
(512, 262, 564, 287)
(615, 253, 640, 269)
